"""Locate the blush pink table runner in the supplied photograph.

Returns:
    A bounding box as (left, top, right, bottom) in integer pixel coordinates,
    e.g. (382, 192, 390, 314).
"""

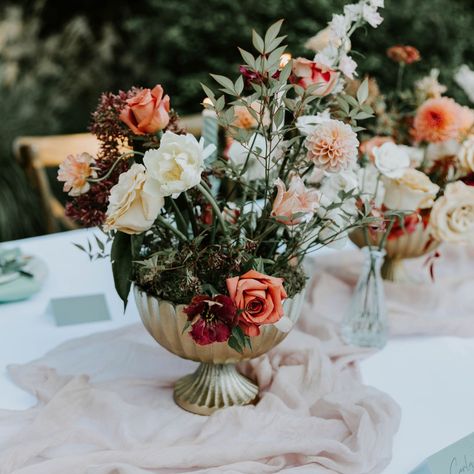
(0, 289, 401, 474)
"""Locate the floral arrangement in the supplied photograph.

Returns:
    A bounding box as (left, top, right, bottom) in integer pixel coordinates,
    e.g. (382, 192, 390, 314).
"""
(351, 45, 474, 246)
(58, 1, 386, 352)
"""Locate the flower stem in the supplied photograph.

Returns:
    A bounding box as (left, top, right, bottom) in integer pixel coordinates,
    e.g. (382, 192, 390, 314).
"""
(89, 151, 144, 183)
(155, 214, 188, 242)
(197, 182, 228, 236)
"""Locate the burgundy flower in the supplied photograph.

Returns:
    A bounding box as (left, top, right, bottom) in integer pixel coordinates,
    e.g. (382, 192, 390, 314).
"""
(184, 294, 237, 345)
(239, 66, 280, 88)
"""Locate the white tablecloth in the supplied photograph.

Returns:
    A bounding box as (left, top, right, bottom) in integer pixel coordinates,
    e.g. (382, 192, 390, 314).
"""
(0, 229, 473, 473)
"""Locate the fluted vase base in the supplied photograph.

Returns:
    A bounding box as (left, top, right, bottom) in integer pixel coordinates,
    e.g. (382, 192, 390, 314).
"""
(174, 363, 259, 415)
(381, 258, 408, 283)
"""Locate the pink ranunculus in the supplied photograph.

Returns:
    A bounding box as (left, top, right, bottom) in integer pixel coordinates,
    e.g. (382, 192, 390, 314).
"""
(291, 58, 339, 96)
(119, 85, 170, 135)
(271, 176, 320, 225)
(226, 270, 287, 337)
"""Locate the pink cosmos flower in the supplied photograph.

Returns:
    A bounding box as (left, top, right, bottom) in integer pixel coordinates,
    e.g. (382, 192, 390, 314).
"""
(57, 152, 97, 197)
(271, 176, 320, 225)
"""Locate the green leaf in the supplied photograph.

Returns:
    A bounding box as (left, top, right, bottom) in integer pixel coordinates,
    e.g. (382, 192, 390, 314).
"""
(201, 83, 216, 101)
(252, 30, 265, 54)
(264, 19, 284, 50)
(273, 106, 285, 128)
(234, 76, 244, 96)
(228, 335, 244, 353)
(73, 243, 86, 253)
(181, 319, 192, 335)
(210, 74, 235, 92)
(238, 48, 256, 68)
(232, 326, 246, 347)
(357, 77, 369, 105)
(94, 233, 105, 252)
(111, 231, 133, 309)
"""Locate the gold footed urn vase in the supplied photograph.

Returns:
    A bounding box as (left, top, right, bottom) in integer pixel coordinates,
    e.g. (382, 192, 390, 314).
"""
(350, 222, 440, 283)
(134, 287, 305, 415)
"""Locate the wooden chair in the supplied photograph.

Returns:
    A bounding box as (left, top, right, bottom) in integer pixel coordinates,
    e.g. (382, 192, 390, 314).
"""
(13, 115, 203, 235)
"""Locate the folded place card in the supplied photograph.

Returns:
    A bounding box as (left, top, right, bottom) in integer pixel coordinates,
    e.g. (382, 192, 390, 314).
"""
(410, 433, 474, 474)
(50, 294, 111, 326)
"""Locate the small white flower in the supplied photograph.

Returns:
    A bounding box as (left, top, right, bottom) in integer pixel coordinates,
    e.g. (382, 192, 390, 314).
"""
(339, 54, 358, 79)
(314, 45, 339, 68)
(329, 14, 351, 39)
(362, 3, 384, 27)
(296, 110, 331, 136)
(415, 69, 447, 100)
(344, 4, 363, 23)
(143, 131, 212, 198)
(455, 65, 474, 103)
(373, 142, 410, 178)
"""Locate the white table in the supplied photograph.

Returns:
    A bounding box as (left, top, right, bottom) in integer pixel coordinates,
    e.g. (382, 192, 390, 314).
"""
(1, 229, 473, 474)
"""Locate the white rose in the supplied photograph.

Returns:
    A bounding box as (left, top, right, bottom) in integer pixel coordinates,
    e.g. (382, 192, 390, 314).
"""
(320, 169, 359, 201)
(383, 168, 440, 211)
(430, 181, 474, 243)
(373, 142, 410, 178)
(296, 110, 331, 136)
(104, 164, 164, 235)
(457, 136, 474, 173)
(227, 133, 279, 181)
(143, 131, 212, 197)
(426, 140, 460, 165)
(398, 145, 425, 167)
(357, 164, 385, 207)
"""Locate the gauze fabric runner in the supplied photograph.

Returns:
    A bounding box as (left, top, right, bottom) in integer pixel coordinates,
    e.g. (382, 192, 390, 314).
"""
(0, 292, 400, 474)
(305, 243, 474, 338)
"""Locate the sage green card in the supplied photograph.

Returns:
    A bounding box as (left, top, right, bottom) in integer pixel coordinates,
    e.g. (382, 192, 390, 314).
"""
(50, 294, 111, 326)
(410, 433, 474, 474)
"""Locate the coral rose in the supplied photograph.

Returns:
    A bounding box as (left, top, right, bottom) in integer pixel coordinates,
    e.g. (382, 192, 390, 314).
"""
(291, 58, 339, 96)
(430, 181, 474, 243)
(413, 97, 461, 143)
(119, 84, 170, 135)
(271, 176, 320, 225)
(226, 270, 287, 337)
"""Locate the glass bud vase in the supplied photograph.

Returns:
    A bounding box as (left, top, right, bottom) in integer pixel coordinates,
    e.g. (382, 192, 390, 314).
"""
(341, 246, 388, 349)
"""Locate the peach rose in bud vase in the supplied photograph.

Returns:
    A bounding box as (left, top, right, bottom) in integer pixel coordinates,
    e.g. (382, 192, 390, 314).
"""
(104, 163, 164, 234)
(57, 152, 97, 196)
(119, 85, 170, 135)
(271, 176, 320, 225)
(226, 270, 287, 337)
(291, 58, 339, 96)
(430, 181, 474, 243)
(383, 168, 440, 211)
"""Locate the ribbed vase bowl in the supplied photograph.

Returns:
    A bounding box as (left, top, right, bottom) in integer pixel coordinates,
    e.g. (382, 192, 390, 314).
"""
(134, 287, 305, 415)
(350, 223, 440, 283)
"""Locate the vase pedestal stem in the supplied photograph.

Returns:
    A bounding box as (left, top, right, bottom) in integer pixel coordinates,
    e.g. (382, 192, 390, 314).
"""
(381, 257, 407, 282)
(174, 362, 258, 415)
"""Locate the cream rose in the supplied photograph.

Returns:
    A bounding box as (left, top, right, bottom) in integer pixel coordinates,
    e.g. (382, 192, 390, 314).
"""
(143, 131, 212, 197)
(457, 136, 474, 174)
(430, 181, 474, 243)
(383, 168, 440, 211)
(373, 142, 410, 178)
(104, 164, 164, 234)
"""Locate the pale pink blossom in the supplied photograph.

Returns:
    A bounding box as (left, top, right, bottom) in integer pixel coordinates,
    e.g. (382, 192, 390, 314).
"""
(271, 176, 320, 225)
(305, 119, 359, 172)
(57, 152, 97, 196)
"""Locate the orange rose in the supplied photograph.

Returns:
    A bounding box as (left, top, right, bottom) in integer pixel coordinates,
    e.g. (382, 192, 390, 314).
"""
(226, 270, 287, 337)
(120, 84, 170, 135)
(291, 58, 339, 96)
(386, 45, 421, 65)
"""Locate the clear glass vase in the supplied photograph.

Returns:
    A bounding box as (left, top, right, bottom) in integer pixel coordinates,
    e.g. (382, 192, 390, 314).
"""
(341, 246, 388, 349)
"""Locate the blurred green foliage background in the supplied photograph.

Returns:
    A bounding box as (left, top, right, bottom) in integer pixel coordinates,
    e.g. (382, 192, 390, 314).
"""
(0, 0, 473, 240)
